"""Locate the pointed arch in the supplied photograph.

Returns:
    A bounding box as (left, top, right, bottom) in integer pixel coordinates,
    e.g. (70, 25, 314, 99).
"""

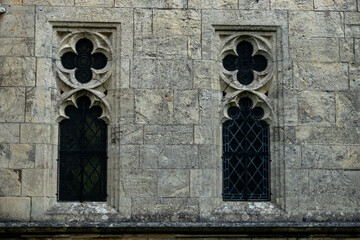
(223, 96, 270, 200)
(58, 95, 107, 201)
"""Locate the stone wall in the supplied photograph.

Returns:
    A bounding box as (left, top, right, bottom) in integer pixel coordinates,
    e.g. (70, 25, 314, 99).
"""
(0, 0, 359, 225)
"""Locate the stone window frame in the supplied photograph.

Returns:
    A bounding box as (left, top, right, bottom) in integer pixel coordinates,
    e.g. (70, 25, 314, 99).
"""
(34, 6, 132, 221)
(200, 10, 289, 219)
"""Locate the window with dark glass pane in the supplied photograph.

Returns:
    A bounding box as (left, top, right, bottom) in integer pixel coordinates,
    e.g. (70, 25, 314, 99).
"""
(223, 97, 270, 201)
(59, 96, 107, 201)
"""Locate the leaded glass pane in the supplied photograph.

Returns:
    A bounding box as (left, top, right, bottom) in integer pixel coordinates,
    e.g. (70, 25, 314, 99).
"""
(59, 96, 107, 202)
(223, 97, 270, 201)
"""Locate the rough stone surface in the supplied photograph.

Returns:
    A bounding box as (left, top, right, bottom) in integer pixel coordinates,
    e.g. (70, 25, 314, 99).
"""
(0, 197, 30, 221)
(0, 0, 359, 227)
(335, 92, 360, 127)
(0, 87, 25, 122)
(0, 169, 21, 196)
(0, 57, 35, 87)
(8, 144, 35, 168)
(298, 91, 335, 126)
(314, 0, 356, 10)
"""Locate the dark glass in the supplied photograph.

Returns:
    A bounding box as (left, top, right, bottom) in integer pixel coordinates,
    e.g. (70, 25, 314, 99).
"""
(60, 38, 108, 84)
(223, 97, 270, 200)
(59, 96, 107, 201)
(222, 41, 268, 85)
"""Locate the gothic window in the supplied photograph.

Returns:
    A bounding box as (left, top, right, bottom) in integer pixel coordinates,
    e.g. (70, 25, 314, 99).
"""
(223, 97, 270, 201)
(58, 96, 107, 201)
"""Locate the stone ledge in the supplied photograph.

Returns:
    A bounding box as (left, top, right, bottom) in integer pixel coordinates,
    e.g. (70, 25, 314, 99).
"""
(1, 222, 360, 235)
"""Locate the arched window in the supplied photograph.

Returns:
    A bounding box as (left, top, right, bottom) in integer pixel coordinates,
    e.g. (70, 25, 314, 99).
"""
(223, 97, 270, 201)
(58, 96, 107, 201)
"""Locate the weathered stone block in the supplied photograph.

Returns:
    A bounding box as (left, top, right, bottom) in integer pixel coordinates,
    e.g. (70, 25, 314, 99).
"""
(20, 123, 51, 144)
(0, 6, 35, 38)
(116, 0, 187, 8)
(116, 89, 134, 124)
(120, 169, 157, 197)
(134, 8, 152, 38)
(30, 197, 56, 221)
(1, 0, 22, 4)
(135, 35, 188, 59)
(140, 145, 198, 169)
(0, 87, 25, 122)
(0, 197, 30, 221)
(302, 144, 346, 169)
(293, 62, 348, 91)
(289, 38, 339, 62)
(0, 123, 20, 143)
(298, 91, 335, 126)
(309, 170, 359, 210)
(345, 146, 360, 169)
(25, 87, 54, 123)
(335, 92, 360, 127)
(340, 38, 354, 62)
(23, 0, 74, 5)
(290, 11, 344, 38)
(189, 0, 238, 9)
(283, 90, 298, 126)
(0, 144, 10, 168)
(0, 57, 36, 87)
(74, 0, 114, 6)
(355, 38, 360, 64)
(239, 0, 269, 9)
(131, 59, 193, 89)
(190, 169, 218, 197)
(116, 124, 143, 145)
(153, 10, 201, 59)
(285, 169, 309, 194)
(120, 145, 140, 169)
(296, 126, 360, 144)
(0, 169, 21, 196)
(144, 125, 193, 144)
(0, 38, 34, 56)
(194, 125, 215, 144)
(158, 145, 198, 169)
(35, 144, 55, 169)
(345, 12, 360, 37)
(139, 145, 160, 169)
(22, 169, 55, 196)
(270, 0, 313, 10)
(158, 169, 189, 197)
(193, 60, 218, 90)
(174, 90, 199, 124)
(131, 197, 199, 222)
(285, 144, 301, 169)
(314, 0, 356, 10)
(350, 63, 360, 90)
(135, 89, 174, 124)
(198, 144, 221, 169)
(8, 144, 35, 169)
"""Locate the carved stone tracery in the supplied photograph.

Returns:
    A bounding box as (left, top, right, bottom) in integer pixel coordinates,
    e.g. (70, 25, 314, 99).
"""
(55, 31, 113, 123)
(220, 33, 275, 123)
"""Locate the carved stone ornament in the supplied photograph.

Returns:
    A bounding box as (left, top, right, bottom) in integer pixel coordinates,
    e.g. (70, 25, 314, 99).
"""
(220, 33, 275, 123)
(55, 31, 113, 123)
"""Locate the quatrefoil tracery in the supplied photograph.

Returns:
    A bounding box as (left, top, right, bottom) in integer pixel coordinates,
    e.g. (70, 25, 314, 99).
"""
(220, 34, 274, 92)
(61, 38, 108, 84)
(223, 40, 268, 85)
